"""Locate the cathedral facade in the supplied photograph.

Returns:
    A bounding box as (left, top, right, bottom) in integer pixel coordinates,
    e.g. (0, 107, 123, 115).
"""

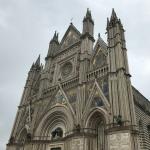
(7, 9, 150, 150)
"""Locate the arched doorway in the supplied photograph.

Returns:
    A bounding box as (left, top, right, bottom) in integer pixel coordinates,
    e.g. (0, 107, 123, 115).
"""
(33, 105, 74, 149)
(85, 109, 107, 150)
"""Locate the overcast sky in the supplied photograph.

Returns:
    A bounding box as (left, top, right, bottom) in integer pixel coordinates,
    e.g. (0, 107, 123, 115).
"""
(0, 0, 150, 149)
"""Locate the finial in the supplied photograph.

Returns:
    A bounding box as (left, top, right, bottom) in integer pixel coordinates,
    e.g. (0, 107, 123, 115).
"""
(83, 8, 94, 24)
(30, 62, 35, 70)
(107, 17, 109, 24)
(106, 17, 110, 29)
(35, 54, 40, 66)
(111, 8, 117, 20)
(70, 18, 73, 24)
(86, 8, 91, 18)
(53, 31, 57, 40)
(50, 31, 59, 43)
(56, 33, 59, 39)
(98, 33, 101, 38)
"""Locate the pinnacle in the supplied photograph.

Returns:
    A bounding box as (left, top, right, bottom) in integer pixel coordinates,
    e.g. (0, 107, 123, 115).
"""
(53, 31, 58, 41)
(86, 8, 92, 18)
(30, 55, 41, 71)
(106, 8, 123, 29)
(110, 8, 118, 22)
(56, 33, 59, 40)
(35, 54, 40, 66)
(30, 62, 35, 70)
(83, 8, 94, 24)
(95, 33, 107, 50)
(107, 17, 109, 28)
(50, 31, 59, 43)
(98, 33, 101, 39)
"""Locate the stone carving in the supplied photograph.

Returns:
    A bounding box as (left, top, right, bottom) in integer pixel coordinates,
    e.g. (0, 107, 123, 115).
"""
(113, 115, 123, 126)
(55, 90, 66, 104)
(61, 62, 73, 77)
(109, 132, 131, 150)
(66, 89, 77, 103)
(92, 96, 104, 107)
(94, 53, 106, 68)
(51, 127, 63, 139)
(72, 138, 84, 150)
(66, 88, 77, 112)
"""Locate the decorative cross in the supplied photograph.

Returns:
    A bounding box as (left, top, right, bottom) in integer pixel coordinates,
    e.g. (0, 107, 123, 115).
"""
(71, 18, 73, 23)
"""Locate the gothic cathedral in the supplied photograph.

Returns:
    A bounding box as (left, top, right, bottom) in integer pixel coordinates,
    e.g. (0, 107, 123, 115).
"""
(7, 9, 150, 150)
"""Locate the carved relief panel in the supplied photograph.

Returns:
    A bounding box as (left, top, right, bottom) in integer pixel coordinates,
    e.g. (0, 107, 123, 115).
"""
(97, 77, 109, 100)
(53, 54, 78, 83)
(109, 132, 131, 150)
(93, 52, 107, 69)
(71, 138, 84, 150)
(61, 62, 73, 78)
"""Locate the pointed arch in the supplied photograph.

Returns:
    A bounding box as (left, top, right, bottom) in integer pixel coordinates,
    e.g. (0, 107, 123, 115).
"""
(16, 127, 27, 143)
(34, 105, 74, 139)
(84, 108, 109, 150)
(84, 107, 109, 128)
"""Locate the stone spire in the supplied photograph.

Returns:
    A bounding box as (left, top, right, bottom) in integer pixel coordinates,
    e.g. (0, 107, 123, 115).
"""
(110, 8, 117, 20)
(30, 55, 41, 70)
(85, 8, 92, 19)
(46, 31, 59, 59)
(82, 8, 94, 36)
(106, 17, 109, 30)
(35, 54, 40, 67)
(107, 8, 125, 31)
(107, 9, 137, 138)
(50, 31, 59, 44)
(79, 8, 95, 84)
(107, 8, 129, 77)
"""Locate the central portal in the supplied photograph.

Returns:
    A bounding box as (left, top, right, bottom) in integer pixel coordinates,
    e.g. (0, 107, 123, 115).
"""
(51, 148, 61, 150)
(86, 110, 106, 150)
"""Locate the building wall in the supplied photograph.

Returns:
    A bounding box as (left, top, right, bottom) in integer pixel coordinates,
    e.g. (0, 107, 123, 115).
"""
(135, 105, 150, 150)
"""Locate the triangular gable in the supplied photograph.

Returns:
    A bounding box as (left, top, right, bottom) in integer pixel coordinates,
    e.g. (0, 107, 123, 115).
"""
(32, 74, 41, 94)
(83, 79, 110, 118)
(93, 38, 107, 58)
(60, 23, 81, 49)
(91, 38, 108, 68)
(49, 84, 75, 116)
(92, 48, 107, 68)
(94, 36, 107, 52)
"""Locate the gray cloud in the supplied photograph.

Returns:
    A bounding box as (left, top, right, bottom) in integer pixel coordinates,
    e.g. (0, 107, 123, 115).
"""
(0, 0, 150, 149)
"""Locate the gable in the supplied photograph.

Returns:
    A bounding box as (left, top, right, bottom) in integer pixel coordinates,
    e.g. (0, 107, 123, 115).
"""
(65, 87, 77, 113)
(48, 85, 75, 115)
(92, 48, 107, 69)
(83, 79, 110, 117)
(92, 37, 108, 69)
(94, 51, 107, 67)
(49, 89, 67, 106)
(60, 24, 81, 49)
